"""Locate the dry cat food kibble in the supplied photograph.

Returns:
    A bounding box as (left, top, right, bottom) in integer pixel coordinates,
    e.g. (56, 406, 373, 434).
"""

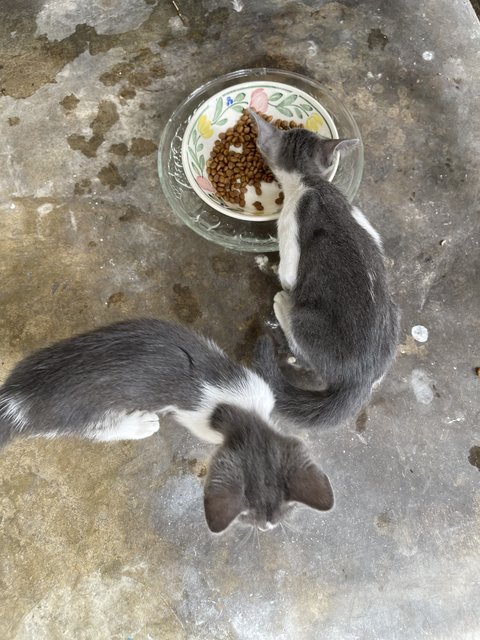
(206, 108, 301, 211)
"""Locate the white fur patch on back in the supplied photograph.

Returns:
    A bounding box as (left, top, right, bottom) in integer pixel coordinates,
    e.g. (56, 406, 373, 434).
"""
(172, 370, 276, 445)
(275, 171, 305, 290)
(351, 206, 382, 248)
(0, 394, 29, 432)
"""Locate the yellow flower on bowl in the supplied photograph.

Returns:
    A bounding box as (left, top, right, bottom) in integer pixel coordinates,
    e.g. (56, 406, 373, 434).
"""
(305, 112, 325, 132)
(197, 114, 214, 139)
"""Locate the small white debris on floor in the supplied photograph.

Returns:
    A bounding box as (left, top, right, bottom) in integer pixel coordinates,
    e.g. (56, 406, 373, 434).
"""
(254, 255, 269, 271)
(411, 325, 429, 342)
(422, 51, 434, 61)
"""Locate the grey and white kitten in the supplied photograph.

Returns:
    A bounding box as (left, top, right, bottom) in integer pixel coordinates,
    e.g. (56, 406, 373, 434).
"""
(0, 319, 333, 532)
(250, 110, 400, 429)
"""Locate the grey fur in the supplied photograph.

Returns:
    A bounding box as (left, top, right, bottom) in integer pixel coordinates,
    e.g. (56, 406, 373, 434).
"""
(250, 112, 400, 428)
(0, 318, 333, 532)
(205, 403, 333, 532)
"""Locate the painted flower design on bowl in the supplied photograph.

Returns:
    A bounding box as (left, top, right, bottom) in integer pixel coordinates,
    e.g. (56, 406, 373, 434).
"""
(197, 114, 214, 138)
(305, 112, 325, 132)
(249, 88, 269, 113)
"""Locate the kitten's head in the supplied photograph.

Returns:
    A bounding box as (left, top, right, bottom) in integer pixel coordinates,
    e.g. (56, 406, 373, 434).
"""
(203, 404, 333, 533)
(249, 109, 359, 179)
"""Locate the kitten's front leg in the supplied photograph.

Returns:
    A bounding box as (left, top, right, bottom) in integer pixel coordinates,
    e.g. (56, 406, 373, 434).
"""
(91, 410, 160, 441)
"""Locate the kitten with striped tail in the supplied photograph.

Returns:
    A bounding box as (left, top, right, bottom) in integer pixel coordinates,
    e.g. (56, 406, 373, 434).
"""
(249, 110, 400, 429)
(0, 319, 333, 533)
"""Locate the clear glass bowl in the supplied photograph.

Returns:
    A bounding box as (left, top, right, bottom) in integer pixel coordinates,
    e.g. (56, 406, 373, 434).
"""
(158, 68, 364, 253)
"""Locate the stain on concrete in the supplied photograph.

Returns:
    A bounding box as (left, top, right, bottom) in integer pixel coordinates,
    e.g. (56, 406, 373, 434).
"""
(118, 205, 140, 222)
(211, 254, 236, 277)
(99, 61, 135, 86)
(106, 292, 126, 307)
(468, 446, 480, 470)
(109, 142, 129, 156)
(68, 133, 103, 158)
(67, 99, 119, 157)
(130, 137, 157, 157)
(97, 162, 126, 189)
(0, 24, 119, 99)
(171, 284, 202, 324)
(235, 314, 263, 362)
(118, 86, 137, 102)
(398, 335, 427, 357)
(375, 511, 394, 530)
(368, 28, 389, 50)
(73, 179, 93, 195)
(100, 49, 165, 101)
(8, 116, 20, 126)
(60, 94, 80, 111)
(355, 408, 368, 433)
(91, 99, 119, 136)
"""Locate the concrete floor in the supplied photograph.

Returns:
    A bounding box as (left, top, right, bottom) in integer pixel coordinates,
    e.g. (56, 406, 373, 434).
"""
(1, 0, 479, 638)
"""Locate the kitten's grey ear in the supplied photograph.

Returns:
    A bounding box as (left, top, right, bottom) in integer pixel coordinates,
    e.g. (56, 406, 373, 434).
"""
(321, 137, 359, 166)
(288, 463, 334, 511)
(248, 109, 283, 159)
(204, 485, 245, 533)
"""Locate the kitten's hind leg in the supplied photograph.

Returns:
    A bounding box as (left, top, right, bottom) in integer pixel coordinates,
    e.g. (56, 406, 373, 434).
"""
(90, 410, 160, 442)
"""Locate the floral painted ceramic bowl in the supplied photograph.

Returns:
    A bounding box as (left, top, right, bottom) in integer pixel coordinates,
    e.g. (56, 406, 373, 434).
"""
(158, 68, 363, 252)
(181, 81, 340, 222)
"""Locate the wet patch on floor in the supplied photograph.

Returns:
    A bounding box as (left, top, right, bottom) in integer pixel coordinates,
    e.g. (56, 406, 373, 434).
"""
(109, 142, 129, 156)
(97, 162, 126, 189)
(106, 291, 127, 307)
(171, 284, 202, 324)
(60, 93, 80, 111)
(468, 446, 480, 470)
(130, 137, 157, 157)
(355, 409, 368, 433)
(235, 313, 263, 362)
(67, 99, 119, 158)
(368, 28, 389, 50)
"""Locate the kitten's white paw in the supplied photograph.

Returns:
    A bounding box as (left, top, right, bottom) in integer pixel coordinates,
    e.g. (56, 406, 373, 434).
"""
(94, 410, 160, 441)
(124, 411, 160, 440)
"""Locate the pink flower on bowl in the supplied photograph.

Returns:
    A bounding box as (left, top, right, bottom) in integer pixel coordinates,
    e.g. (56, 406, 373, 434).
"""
(195, 176, 215, 193)
(249, 88, 268, 113)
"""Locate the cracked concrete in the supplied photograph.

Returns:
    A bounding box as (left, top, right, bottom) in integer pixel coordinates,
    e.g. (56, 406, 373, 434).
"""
(1, 0, 480, 638)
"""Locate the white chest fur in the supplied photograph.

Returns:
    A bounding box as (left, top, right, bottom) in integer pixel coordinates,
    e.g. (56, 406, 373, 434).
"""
(275, 171, 305, 291)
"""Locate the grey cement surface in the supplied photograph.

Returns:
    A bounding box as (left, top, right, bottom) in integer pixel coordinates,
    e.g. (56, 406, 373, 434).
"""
(1, 0, 480, 638)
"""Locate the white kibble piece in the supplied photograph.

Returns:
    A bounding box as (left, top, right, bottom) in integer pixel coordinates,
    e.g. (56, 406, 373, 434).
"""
(411, 325, 429, 343)
(287, 356, 297, 364)
(422, 51, 434, 61)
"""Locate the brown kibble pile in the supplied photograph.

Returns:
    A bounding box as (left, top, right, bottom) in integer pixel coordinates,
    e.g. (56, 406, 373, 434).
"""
(206, 108, 301, 210)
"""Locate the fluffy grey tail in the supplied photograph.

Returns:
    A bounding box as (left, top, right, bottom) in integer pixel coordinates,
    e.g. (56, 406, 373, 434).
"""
(253, 336, 369, 428)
